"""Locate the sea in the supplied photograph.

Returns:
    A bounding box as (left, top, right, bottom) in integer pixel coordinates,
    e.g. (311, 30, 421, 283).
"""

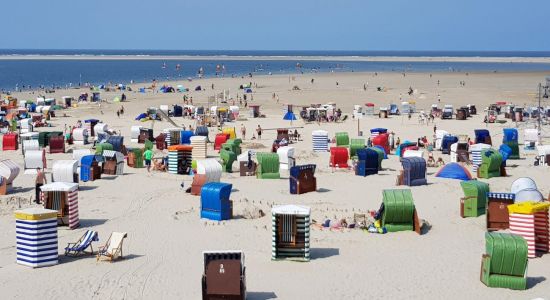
(1, 49, 550, 92)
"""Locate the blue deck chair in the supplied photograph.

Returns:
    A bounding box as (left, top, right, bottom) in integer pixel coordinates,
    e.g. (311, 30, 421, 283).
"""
(64, 230, 99, 256)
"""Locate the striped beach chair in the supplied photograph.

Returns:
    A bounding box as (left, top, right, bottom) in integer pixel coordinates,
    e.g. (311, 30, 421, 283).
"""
(65, 230, 99, 256)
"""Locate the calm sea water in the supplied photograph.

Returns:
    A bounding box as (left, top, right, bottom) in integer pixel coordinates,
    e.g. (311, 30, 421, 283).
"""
(1, 50, 550, 91)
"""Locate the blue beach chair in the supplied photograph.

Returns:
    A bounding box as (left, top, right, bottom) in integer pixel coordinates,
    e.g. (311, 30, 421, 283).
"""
(64, 230, 99, 256)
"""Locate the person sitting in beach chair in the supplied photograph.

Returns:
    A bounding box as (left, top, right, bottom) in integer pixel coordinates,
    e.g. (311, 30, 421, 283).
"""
(65, 230, 99, 256)
(153, 158, 166, 172)
(97, 232, 127, 262)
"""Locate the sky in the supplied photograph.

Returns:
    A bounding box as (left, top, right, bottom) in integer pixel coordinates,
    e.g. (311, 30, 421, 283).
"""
(1, 0, 549, 51)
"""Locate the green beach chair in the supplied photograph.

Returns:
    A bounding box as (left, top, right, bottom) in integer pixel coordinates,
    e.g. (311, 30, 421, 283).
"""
(480, 232, 528, 290)
(460, 180, 489, 217)
(478, 149, 502, 179)
(349, 138, 365, 158)
(220, 149, 236, 173)
(381, 189, 420, 233)
(222, 139, 242, 155)
(256, 153, 280, 179)
(335, 132, 349, 147)
(95, 143, 113, 155)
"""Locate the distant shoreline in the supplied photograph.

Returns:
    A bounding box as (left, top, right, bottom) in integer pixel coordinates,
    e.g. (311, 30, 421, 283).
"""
(1, 55, 550, 63)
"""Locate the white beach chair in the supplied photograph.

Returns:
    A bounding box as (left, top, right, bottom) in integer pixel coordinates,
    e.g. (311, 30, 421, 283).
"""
(96, 232, 127, 262)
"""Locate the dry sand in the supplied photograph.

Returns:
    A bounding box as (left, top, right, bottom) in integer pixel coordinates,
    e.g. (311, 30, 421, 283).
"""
(1, 71, 549, 299)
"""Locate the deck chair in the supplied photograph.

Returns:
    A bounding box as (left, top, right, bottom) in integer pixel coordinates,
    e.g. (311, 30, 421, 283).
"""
(97, 232, 127, 262)
(65, 230, 99, 256)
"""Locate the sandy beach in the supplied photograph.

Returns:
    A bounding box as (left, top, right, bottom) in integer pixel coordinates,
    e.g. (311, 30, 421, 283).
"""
(1, 70, 550, 299)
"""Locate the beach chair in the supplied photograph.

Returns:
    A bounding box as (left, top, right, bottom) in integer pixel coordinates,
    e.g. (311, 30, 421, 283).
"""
(356, 148, 378, 177)
(478, 149, 502, 179)
(289, 164, 317, 194)
(202, 251, 246, 300)
(381, 189, 421, 234)
(460, 180, 489, 218)
(223, 139, 242, 155)
(256, 153, 280, 179)
(65, 230, 99, 256)
(335, 132, 349, 147)
(349, 138, 365, 158)
(97, 232, 127, 262)
(480, 232, 528, 290)
(220, 149, 236, 173)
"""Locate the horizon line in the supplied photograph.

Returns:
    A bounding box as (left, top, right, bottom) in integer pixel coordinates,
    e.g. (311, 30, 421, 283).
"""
(1, 48, 550, 53)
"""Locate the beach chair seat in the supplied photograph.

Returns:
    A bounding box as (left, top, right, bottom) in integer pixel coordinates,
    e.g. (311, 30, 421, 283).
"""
(97, 232, 127, 262)
(65, 230, 99, 256)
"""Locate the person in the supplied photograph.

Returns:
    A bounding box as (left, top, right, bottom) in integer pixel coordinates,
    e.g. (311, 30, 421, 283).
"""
(256, 125, 262, 140)
(143, 148, 153, 173)
(427, 152, 436, 167)
(116, 110, 120, 118)
(241, 124, 246, 140)
(311, 78, 314, 84)
(121, 93, 126, 102)
(120, 105, 125, 114)
(293, 129, 300, 141)
(389, 132, 395, 150)
(396, 137, 401, 148)
(153, 158, 166, 171)
(35, 167, 47, 204)
(367, 137, 372, 148)
(188, 124, 193, 132)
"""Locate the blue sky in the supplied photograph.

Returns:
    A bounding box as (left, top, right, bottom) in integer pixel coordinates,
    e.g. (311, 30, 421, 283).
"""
(1, 0, 548, 51)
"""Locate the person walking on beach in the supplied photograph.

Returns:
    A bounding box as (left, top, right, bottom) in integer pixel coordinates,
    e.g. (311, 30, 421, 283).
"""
(116, 110, 120, 118)
(35, 167, 47, 204)
(121, 105, 125, 115)
(256, 125, 262, 140)
(241, 124, 246, 140)
(144, 148, 153, 173)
